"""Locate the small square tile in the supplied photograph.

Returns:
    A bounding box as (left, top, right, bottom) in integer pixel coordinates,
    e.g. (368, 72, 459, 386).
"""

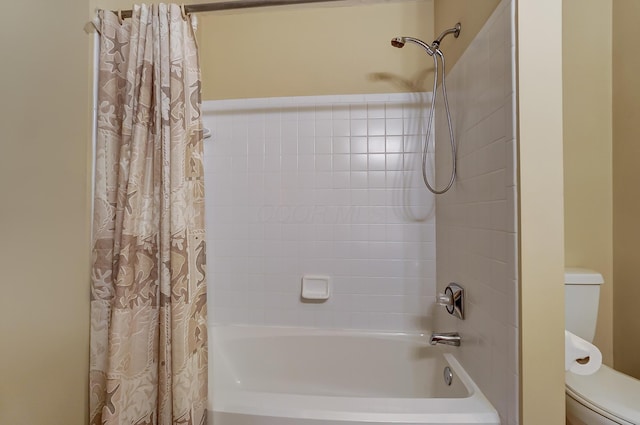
(368, 119, 386, 136)
(350, 137, 368, 154)
(332, 137, 350, 154)
(368, 136, 386, 153)
(351, 120, 368, 137)
(351, 154, 368, 171)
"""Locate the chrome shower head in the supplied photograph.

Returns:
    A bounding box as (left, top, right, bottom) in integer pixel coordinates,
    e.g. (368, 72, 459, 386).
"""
(390, 36, 435, 56)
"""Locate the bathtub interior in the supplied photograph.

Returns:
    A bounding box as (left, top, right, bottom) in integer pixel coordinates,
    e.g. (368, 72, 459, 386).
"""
(212, 326, 469, 399)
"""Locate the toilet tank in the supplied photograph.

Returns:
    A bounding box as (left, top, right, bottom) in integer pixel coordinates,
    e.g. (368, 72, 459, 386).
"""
(564, 268, 603, 342)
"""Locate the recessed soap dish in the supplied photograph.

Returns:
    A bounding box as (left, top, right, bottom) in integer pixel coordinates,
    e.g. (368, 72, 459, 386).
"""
(301, 275, 331, 301)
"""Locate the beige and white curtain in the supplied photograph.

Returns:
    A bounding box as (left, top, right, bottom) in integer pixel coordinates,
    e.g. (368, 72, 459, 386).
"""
(90, 5, 207, 424)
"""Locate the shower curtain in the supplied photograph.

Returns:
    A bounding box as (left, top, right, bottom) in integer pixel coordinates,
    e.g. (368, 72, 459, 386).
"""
(89, 5, 207, 424)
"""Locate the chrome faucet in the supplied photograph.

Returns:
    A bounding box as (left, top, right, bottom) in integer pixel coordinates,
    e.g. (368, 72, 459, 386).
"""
(429, 332, 461, 346)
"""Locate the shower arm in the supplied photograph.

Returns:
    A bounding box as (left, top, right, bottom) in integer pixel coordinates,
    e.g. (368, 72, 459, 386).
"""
(432, 23, 462, 48)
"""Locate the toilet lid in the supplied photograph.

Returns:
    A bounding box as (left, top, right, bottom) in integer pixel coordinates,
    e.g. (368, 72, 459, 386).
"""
(566, 364, 640, 424)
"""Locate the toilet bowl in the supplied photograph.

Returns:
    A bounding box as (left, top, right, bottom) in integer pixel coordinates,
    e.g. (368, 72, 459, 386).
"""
(564, 268, 640, 425)
(566, 364, 640, 425)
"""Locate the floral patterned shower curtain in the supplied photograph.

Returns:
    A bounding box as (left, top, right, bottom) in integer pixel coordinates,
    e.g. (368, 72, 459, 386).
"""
(89, 5, 207, 424)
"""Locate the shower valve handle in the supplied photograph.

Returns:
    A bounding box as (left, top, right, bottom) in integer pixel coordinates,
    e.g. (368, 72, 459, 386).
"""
(436, 283, 465, 320)
(437, 293, 453, 307)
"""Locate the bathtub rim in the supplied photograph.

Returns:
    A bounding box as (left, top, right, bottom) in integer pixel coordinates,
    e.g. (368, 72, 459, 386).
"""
(211, 323, 433, 339)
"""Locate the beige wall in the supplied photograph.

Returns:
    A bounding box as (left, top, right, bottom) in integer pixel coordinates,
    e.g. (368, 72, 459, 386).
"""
(197, 1, 434, 100)
(433, 0, 500, 71)
(90, 0, 498, 101)
(518, 0, 566, 423)
(562, 0, 613, 366)
(88, 1, 434, 100)
(612, 0, 640, 380)
(0, 0, 91, 423)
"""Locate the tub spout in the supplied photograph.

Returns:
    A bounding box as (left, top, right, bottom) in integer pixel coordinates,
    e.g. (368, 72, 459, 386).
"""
(429, 332, 461, 346)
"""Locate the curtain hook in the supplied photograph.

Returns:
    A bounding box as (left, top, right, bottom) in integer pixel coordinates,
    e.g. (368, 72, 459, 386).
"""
(117, 9, 124, 24)
(181, 4, 188, 20)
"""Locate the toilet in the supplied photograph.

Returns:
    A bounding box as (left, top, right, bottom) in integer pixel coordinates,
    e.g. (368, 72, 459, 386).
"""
(565, 268, 640, 425)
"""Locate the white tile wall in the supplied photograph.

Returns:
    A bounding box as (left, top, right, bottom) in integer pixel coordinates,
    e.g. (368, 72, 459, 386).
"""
(203, 92, 437, 331)
(434, 1, 518, 424)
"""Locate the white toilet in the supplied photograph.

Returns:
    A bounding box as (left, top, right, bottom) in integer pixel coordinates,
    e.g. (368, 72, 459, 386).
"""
(565, 268, 640, 425)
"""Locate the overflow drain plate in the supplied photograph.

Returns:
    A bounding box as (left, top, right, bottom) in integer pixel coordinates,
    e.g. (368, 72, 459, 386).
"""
(443, 366, 453, 386)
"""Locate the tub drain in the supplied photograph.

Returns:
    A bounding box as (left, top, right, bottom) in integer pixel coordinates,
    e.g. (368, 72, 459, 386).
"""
(443, 366, 453, 386)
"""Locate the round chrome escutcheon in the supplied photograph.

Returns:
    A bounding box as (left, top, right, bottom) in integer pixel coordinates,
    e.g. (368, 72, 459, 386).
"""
(443, 366, 453, 386)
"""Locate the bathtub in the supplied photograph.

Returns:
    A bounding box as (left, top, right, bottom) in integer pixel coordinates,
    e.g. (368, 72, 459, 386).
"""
(209, 326, 500, 425)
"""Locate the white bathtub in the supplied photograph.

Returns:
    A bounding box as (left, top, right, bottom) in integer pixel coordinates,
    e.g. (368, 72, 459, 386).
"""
(210, 326, 500, 425)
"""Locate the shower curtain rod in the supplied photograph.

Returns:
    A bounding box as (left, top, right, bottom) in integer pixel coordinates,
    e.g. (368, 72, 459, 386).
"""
(115, 0, 345, 19)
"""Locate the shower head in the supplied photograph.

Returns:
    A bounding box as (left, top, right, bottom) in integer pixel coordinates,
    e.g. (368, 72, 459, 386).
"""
(390, 36, 435, 56)
(390, 37, 406, 48)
